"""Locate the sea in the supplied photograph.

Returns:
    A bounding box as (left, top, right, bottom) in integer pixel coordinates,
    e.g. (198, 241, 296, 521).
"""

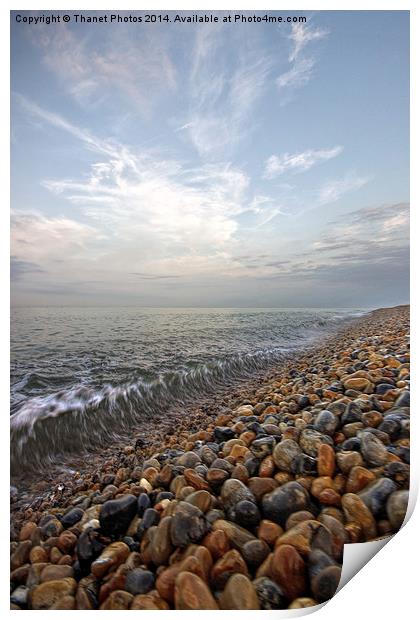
(10, 306, 368, 478)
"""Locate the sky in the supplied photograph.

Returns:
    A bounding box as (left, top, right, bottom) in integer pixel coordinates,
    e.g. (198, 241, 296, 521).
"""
(10, 10, 409, 308)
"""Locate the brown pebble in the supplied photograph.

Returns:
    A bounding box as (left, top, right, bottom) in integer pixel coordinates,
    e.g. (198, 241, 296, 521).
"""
(184, 468, 210, 491)
(50, 547, 63, 564)
(346, 466, 376, 493)
(342, 493, 377, 540)
(29, 578, 77, 610)
(289, 597, 318, 609)
(317, 444, 336, 477)
(257, 520, 284, 546)
(174, 571, 219, 610)
(247, 477, 277, 501)
(203, 529, 230, 560)
(131, 593, 169, 609)
(156, 563, 183, 604)
(100, 590, 134, 610)
(19, 522, 37, 541)
(211, 549, 248, 589)
(271, 544, 306, 600)
(285, 511, 314, 530)
(40, 564, 74, 582)
(220, 573, 260, 609)
(91, 542, 130, 579)
(29, 546, 49, 564)
(11, 541, 32, 570)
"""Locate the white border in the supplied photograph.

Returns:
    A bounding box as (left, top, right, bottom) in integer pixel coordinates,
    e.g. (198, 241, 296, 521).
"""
(2, 2, 417, 618)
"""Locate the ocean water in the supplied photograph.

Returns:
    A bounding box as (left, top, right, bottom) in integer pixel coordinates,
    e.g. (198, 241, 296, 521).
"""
(10, 306, 366, 476)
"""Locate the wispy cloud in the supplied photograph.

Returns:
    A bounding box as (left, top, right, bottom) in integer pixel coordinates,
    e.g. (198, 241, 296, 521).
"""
(254, 202, 409, 304)
(277, 22, 328, 94)
(30, 23, 177, 113)
(277, 57, 316, 89)
(185, 26, 272, 157)
(288, 23, 329, 62)
(317, 174, 370, 205)
(14, 99, 286, 290)
(264, 146, 342, 178)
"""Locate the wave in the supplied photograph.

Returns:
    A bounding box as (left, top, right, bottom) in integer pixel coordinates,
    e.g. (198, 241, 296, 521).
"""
(10, 344, 293, 476)
(10, 310, 361, 476)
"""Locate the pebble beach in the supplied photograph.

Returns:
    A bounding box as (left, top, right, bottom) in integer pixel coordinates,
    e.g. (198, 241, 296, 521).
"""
(10, 305, 410, 610)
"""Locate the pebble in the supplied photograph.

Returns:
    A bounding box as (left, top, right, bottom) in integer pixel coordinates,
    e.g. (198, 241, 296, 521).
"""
(174, 571, 218, 609)
(272, 440, 302, 472)
(311, 565, 341, 602)
(342, 494, 377, 540)
(91, 542, 130, 579)
(317, 444, 336, 477)
(29, 578, 77, 610)
(125, 568, 155, 595)
(60, 507, 84, 528)
(220, 573, 260, 609)
(314, 410, 338, 435)
(360, 432, 389, 466)
(253, 576, 288, 609)
(271, 543, 307, 600)
(99, 494, 137, 538)
(211, 549, 248, 589)
(386, 490, 409, 529)
(262, 482, 310, 525)
(357, 478, 398, 516)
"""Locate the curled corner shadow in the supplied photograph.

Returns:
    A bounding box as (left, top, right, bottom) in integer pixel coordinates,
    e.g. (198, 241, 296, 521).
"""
(337, 535, 392, 593)
(336, 480, 418, 595)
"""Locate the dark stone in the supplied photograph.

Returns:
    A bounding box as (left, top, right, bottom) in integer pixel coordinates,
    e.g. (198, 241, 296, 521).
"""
(342, 402, 363, 425)
(137, 493, 151, 517)
(170, 501, 208, 547)
(212, 458, 234, 473)
(250, 436, 276, 458)
(244, 457, 260, 477)
(394, 391, 410, 408)
(253, 577, 288, 609)
(221, 479, 256, 510)
(341, 437, 361, 451)
(242, 539, 270, 568)
(375, 383, 396, 395)
(125, 568, 155, 595)
(308, 549, 337, 579)
(377, 418, 401, 440)
(122, 536, 139, 552)
(262, 482, 310, 526)
(155, 491, 174, 503)
(206, 508, 226, 525)
(214, 427, 236, 443)
(136, 508, 160, 539)
(99, 494, 138, 538)
(298, 396, 310, 409)
(311, 565, 341, 602)
(314, 410, 338, 436)
(291, 453, 318, 475)
(60, 507, 84, 529)
(232, 500, 261, 529)
(360, 432, 388, 467)
(383, 462, 410, 487)
(76, 530, 105, 575)
(358, 478, 398, 516)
